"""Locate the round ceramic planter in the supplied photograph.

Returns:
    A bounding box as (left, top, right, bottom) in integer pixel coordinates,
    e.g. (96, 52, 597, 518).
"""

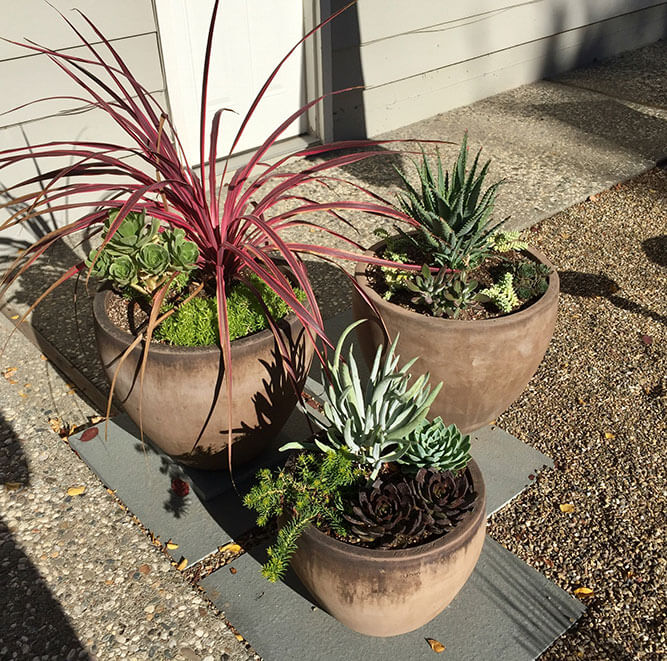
(289, 459, 486, 637)
(92, 290, 313, 470)
(352, 244, 559, 433)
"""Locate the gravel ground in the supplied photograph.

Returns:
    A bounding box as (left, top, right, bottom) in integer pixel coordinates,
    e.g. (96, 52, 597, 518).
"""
(490, 167, 666, 660)
(0, 316, 254, 660)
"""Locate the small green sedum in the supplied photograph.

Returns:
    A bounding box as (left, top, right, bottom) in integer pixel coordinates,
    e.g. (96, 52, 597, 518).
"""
(154, 275, 307, 346)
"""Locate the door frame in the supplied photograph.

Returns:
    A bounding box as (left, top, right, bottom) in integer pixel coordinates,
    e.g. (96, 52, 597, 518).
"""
(151, 0, 333, 170)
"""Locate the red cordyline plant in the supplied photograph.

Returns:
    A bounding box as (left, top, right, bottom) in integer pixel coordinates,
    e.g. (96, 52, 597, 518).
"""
(0, 1, 435, 463)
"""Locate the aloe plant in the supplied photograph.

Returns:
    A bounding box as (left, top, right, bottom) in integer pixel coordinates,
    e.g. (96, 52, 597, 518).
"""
(282, 320, 442, 479)
(395, 133, 504, 271)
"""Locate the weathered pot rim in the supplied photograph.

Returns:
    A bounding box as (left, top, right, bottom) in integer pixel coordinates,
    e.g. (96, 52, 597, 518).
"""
(299, 458, 486, 561)
(92, 288, 298, 357)
(355, 240, 559, 331)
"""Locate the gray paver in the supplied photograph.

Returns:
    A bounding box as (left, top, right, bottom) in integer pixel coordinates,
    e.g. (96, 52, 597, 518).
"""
(69, 405, 551, 565)
(201, 536, 584, 661)
(69, 410, 311, 564)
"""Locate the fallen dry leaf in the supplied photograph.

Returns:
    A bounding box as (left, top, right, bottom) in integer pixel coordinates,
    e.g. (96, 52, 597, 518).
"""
(234, 633, 244, 642)
(4, 482, 22, 491)
(80, 427, 99, 442)
(89, 415, 104, 424)
(426, 638, 446, 653)
(10, 314, 19, 320)
(138, 564, 151, 575)
(219, 542, 243, 554)
(559, 503, 575, 513)
(574, 586, 594, 598)
(604, 432, 616, 440)
(175, 557, 188, 571)
(229, 567, 237, 575)
(166, 540, 179, 550)
(3, 367, 17, 380)
(641, 334, 653, 346)
(66, 485, 86, 497)
(171, 477, 190, 497)
(40, 354, 48, 361)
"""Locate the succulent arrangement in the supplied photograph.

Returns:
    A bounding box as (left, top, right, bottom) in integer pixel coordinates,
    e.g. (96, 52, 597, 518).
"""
(244, 321, 475, 581)
(376, 133, 550, 318)
(86, 211, 199, 297)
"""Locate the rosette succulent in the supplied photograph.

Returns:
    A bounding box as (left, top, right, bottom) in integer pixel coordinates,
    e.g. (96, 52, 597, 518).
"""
(86, 210, 200, 296)
(399, 417, 471, 474)
(165, 228, 200, 272)
(137, 243, 170, 276)
(108, 255, 138, 287)
(413, 467, 476, 535)
(282, 320, 442, 478)
(344, 467, 476, 548)
(343, 475, 432, 547)
(405, 265, 479, 318)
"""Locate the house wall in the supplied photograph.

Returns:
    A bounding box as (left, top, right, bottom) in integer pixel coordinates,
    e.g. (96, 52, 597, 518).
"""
(0, 0, 165, 251)
(329, 0, 667, 138)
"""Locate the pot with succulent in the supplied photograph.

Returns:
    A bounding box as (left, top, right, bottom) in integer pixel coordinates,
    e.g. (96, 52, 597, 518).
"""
(245, 321, 486, 637)
(0, 2, 424, 469)
(352, 134, 560, 432)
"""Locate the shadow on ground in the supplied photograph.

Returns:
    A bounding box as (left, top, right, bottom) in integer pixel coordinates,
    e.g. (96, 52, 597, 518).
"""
(0, 413, 86, 657)
(559, 270, 667, 326)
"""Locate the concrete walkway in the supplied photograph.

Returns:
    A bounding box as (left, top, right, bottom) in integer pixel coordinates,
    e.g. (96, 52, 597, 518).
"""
(0, 40, 665, 660)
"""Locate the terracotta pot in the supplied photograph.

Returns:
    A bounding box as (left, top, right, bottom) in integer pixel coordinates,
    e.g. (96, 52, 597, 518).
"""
(92, 290, 313, 469)
(290, 459, 486, 636)
(352, 244, 559, 432)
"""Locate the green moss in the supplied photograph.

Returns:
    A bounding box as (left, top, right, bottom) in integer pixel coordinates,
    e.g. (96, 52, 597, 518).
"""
(154, 276, 307, 347)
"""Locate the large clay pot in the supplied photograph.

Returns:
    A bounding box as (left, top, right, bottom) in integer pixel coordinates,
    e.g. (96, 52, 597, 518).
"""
(92, 290, 313, 469)
(352, 244, 559, 433)
(290, 459, 486, 636)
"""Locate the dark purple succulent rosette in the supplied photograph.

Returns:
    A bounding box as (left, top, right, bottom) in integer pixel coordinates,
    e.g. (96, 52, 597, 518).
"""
(344, 467, 476, 549)
(343, 476, 433, 548)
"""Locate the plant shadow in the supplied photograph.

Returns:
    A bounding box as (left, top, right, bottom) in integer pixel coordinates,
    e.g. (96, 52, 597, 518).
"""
(559, 270, 666, 326)
(0, 413, 87, 657)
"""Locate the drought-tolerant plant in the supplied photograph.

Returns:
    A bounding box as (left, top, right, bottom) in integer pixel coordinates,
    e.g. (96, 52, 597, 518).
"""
(373, 134, 550, 317)
(154, 276, 306, 346)
(510, 261, 551, 301)
(0, 1, 428, 464)
(344, 467, 475, 547)
(398, 417, 471, 474)
(478, 272, 521, 313)
(489, 230, 529, 254)
(404, 265, 479, 318)
(282, 320, 441, 479)
(395, 133, 503, 271)
(86, 211, 199, 296)
(245, 322, 476, 581)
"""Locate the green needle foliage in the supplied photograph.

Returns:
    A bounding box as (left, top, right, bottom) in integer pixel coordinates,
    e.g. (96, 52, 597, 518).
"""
(244, 450, 363, 582)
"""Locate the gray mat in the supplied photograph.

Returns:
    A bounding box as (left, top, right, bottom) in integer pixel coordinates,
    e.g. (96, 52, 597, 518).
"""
(69, 411, 551, 565)
(201, 536, 584, 661)
(68, 410, 311, 563)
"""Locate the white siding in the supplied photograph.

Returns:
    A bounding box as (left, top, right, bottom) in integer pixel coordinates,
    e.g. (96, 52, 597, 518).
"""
(0, 0, 164, 248)
(330, 0, 667, 138)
